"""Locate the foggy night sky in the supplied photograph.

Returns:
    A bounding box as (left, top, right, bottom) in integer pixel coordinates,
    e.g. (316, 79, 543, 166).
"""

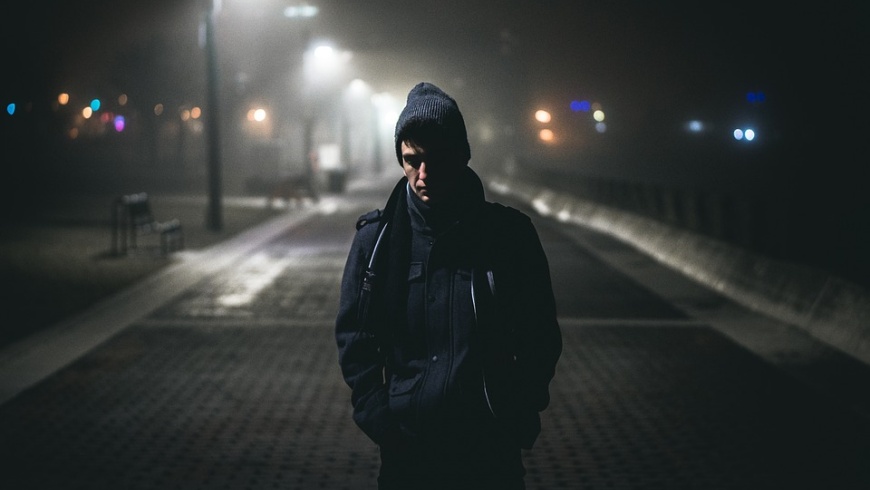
(3, 0, 868, 187)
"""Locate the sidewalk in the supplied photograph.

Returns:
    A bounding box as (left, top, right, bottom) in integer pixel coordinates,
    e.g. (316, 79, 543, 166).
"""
(1, 172, 869, 489)
(0, 192, 303, 349)
(0, 175, 394, 405)
(0, 198, 319, 405)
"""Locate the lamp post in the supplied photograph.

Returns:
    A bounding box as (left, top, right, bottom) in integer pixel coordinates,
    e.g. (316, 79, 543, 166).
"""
(202, 1, 320, 226)
(204, 0, 223, 231)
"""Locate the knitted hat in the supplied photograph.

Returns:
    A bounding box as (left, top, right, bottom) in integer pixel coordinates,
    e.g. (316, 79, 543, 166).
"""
(394, 82, 471, 165)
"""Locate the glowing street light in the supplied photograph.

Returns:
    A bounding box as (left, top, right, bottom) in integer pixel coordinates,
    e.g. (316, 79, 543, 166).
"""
(247, 108, 267, 122)
(283, 4, 318, 18)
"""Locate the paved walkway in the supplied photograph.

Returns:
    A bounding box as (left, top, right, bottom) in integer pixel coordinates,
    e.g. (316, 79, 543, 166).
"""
(1, 174, 869, 489)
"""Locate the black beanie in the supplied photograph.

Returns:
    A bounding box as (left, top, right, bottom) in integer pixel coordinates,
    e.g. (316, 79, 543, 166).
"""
(394, 82, 471, 165)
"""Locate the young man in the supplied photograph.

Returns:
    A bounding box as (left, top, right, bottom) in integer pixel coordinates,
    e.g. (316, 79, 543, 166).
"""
(335, 82, 562, 489)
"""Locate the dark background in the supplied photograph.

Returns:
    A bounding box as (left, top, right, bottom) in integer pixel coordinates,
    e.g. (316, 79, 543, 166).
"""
(2, 0, 868, 286)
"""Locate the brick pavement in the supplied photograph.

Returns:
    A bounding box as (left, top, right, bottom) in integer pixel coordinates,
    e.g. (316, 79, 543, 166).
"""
(1, 176, 869, 489)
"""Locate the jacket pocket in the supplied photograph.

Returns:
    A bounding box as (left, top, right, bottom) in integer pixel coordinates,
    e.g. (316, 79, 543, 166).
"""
(388, 373, 422, 416)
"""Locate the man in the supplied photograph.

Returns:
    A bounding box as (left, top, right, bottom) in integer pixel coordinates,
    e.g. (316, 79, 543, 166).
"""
(335, 82, 562, 489)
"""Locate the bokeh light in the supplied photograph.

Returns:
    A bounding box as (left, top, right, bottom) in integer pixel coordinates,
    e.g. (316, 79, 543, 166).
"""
(746, 91, 766, 103)
(535, 110, 551, 123)
(539, 128, 554, 142)
(247, 108, 267, 122)
(284, 4, 319, 18)
(570, 100, 590, 112)
(687, 120, 704, 132)
(733, 127, 756, 141)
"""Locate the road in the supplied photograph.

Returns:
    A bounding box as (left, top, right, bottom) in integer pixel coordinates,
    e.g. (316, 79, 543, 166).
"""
(0, 174, 868, 489)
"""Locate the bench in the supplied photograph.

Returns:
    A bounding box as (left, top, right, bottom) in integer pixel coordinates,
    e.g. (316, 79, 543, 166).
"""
(111, 192, 184, 256)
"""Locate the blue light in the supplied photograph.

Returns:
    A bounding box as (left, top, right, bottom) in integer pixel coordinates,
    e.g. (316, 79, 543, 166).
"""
(746, 91, 766, 104)
(6, 103, 14, 115)
(90, 99, 101, 111)
(570, 100, 590, 112)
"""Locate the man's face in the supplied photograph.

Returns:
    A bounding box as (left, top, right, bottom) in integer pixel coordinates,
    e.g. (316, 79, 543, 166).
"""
(401, 140, 464, 205)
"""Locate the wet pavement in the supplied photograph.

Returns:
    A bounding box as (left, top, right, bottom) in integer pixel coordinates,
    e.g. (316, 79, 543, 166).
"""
(1, 175, 869, 489)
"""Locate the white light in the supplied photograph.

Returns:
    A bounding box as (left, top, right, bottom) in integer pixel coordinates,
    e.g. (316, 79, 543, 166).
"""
(284, 4, 318, 18)
(535, 110, 551, 123)
(595, 122, 607, 133)
(687, 120, 704, 132)
(593, 109, 605, 122)
(313, 45, 334, 59)
(532, 197, 551, 216)
(733, 128, 744, 140)
(744, 129, 755, 141)
(348, 78, 369, 95)
(304, 43, 352, 86)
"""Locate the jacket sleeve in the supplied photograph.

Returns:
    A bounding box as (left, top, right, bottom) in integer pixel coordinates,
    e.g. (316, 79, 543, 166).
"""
(507, 212, 563, 414)
(334, 218, 396, 445)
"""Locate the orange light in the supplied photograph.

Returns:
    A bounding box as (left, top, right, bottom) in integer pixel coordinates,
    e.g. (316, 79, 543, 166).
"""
(539, 129, 554, 142)
(535, 110, 551, 123)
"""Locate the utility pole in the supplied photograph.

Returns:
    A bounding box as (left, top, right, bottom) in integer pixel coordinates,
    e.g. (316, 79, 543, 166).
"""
(204, 0, 223, 231)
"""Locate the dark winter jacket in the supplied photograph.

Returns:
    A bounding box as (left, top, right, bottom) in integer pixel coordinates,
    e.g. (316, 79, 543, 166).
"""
(335, 167, 562, 450)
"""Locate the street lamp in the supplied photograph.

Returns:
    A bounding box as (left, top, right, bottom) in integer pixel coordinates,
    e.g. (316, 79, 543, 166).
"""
(201, 1, 320, 230)
(301, 41, 352, 190)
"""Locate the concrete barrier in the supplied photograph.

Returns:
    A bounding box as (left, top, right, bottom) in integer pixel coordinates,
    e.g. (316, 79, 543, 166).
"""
(487, 175, 870, 366)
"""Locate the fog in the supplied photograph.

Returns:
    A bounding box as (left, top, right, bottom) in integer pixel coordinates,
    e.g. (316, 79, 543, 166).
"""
(3, 1, 867, 205)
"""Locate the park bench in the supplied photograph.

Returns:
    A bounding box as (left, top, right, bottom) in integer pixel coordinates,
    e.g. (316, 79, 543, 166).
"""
(111, 192, 184, 256)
